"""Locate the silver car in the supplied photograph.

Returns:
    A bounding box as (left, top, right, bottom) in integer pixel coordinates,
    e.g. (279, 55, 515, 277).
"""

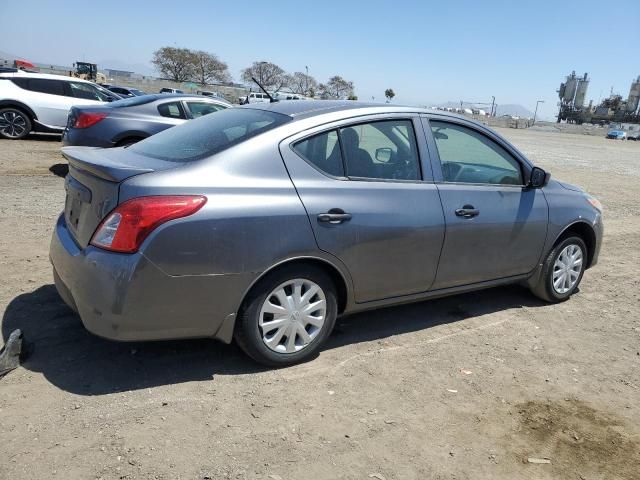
(50, 101, 603, 366)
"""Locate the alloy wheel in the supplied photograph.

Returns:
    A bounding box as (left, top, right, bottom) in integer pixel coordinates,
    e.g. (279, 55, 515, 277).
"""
(259, 278, 327, 354)
(0, 110, 28, 138)
(552, 244, 583, 294)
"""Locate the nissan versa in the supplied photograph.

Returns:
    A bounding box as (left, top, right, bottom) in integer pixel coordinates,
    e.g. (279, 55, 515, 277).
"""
(49, 101, 603, 366)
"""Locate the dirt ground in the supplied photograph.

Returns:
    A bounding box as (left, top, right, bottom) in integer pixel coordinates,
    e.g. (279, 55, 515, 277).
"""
(1, 129, 639, 480)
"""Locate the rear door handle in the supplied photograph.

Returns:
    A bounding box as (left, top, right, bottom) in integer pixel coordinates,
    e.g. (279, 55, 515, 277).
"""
(455, 205, 480, 218)
(318, 209, 352, 224)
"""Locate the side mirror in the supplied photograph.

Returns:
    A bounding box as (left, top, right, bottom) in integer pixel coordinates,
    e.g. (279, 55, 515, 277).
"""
(375, 147, 392, 163)
(529, 166, 550, 188)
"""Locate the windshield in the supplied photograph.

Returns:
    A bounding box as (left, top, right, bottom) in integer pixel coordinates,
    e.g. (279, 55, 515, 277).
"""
(94, 84, 121, 101)
(130, 108, 291, 162)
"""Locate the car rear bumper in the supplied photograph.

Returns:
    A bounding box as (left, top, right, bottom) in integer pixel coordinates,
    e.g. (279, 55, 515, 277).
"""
(62, 128, 115, 148)
(49, 213, 252, 343)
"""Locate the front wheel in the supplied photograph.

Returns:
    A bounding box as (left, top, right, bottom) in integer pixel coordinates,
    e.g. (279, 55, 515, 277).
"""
(0, 108, 32, 140)
(235, 265, 338, 367)
(530, 236, 587, 303)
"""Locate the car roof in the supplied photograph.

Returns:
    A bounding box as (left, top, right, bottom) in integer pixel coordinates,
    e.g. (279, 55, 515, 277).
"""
(239, 100, 468, 122)
(106, 93, 232, 108)
(0, 70, 95, 84)
(148, 93, 231, 104)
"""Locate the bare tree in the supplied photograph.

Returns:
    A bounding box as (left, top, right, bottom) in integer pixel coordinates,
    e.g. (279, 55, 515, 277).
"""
(319, 76, 354, 99)
(385, 88, 395, 103)
(152, 47, 196, 82)
(288, 72, 318, 96)
(241, 61, 287, 92)
(192, 50, 230, 85)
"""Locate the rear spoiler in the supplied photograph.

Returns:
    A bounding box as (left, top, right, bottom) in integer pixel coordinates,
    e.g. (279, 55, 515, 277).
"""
(61, 146, 163, 183)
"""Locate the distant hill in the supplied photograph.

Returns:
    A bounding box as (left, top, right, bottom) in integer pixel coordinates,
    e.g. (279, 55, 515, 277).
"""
(494, 104, 535, 119)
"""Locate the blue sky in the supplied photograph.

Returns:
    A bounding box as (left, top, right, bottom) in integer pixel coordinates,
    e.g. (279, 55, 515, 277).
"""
(1, 0, 638, 119)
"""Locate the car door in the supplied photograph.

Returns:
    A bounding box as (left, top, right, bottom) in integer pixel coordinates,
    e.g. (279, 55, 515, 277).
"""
(280, 114, 445, 303)
(16, 78, 75, 128)
(423, 117, 548, 289)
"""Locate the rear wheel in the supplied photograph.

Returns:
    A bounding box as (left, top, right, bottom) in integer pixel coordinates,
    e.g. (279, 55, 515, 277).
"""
(530, 236, 587, 303)
(235, 265, 338, 367)
(0, 108, 32, 140)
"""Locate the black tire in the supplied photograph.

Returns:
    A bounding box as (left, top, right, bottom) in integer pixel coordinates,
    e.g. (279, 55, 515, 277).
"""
(235, 264, 338, 367)
(530, 236, 587, 303)
(0, 108, 32, 140)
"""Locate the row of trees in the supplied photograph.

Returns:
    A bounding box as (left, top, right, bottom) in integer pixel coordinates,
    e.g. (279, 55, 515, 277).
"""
(240, 61, 355, 99)
(152, 47, 355, 99)
(152, 47, 231, 85)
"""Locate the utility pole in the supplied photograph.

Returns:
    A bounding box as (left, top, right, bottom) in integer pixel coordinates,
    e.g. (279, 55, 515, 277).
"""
(533, 100, 544, 125)
(491, 96, 495, 117)
(305, 65, 309, 95)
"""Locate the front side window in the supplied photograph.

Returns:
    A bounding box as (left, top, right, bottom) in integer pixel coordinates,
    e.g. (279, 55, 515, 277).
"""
(293, 130, 343, 177)
(186, 101, 226, 118)
(157, 101, 186, 119)
(339, 120, 421, 180)
(430, 121, 523, 185)
(68, 82, 111, 101)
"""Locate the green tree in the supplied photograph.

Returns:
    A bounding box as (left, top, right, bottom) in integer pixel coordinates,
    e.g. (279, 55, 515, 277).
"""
(241, 61, 287, 93)
(319, 76, 355, 99)
(192, 50, 230, 85)
(288, 71, 318, 96)
(152, 47, 196, 82)
(385, 88, 395, 103)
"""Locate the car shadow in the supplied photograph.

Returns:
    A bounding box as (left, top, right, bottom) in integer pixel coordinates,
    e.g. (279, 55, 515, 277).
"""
(2, 283, 546, 396)
(49, 163, 69, 177)
(26, 133, 62, 141)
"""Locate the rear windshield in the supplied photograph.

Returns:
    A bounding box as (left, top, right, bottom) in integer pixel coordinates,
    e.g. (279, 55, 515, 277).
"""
(109, 95, 157, 108)
(129, 108, 291, 162)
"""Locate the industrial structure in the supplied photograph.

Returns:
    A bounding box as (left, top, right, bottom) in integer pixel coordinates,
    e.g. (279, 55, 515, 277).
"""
(557, 71, 640, 125)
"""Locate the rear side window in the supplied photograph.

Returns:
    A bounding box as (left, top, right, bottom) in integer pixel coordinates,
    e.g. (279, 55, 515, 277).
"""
(186, 101, 226, 118)
(293, 130, 344, 177)
(20, 78, 66, 96)
(293, 119, 421, 181)
(340, 120, 420, 180)
(130, 108, 291, 162)
(157, 101, 186, 119)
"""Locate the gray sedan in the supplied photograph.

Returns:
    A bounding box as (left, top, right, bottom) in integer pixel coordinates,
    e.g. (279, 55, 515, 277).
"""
(50, 101, 603, 366)
(62, 94, 230, 148)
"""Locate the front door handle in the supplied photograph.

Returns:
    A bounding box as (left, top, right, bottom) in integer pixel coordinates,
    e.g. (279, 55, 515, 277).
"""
(455, 205, 480, 218)
(318, 209, 352, 224)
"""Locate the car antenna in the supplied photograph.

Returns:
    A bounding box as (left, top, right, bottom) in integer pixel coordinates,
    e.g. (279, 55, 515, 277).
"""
(251, 77, 278, 103)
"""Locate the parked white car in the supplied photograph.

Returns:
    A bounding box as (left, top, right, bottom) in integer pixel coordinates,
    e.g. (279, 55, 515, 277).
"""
(0, 69, 120, 139)
(238, 92, 271, 104)
(273, 92, 309, 101)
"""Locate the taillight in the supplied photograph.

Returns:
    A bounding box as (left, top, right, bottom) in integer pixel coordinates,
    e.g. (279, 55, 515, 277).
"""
(90, 195, 207, 253)
(73, 112, 108, 129)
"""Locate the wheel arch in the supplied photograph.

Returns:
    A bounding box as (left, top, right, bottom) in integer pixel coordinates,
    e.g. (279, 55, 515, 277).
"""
(552, 221, 597, 269)
(239, 256, 351, 316)
(113, 131, 149, 146)
(0, 100, 37, 120)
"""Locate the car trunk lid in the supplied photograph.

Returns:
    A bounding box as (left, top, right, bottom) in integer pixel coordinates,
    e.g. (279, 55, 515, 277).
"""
(61, 146, 178, 248)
